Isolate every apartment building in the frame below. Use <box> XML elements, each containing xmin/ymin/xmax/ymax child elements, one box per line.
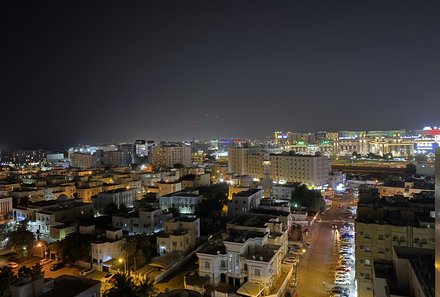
<box><xmin>151</xmin><ymin>143</ymin><xmax>191</xmax><ymax>168</ymax></box>
<box><xmin>373</xmin><ymin>246</ymin><xmax>434</xmax><ymax>297</ymax></box>
<box><xmin>93</xmin><ymin>188</ymin><xmax>137</xmax><ymax>213</ymax></box>
<box><xmin>227</xmin><ymin>189</ymin><xmax>263</xmax><ymax>217</ymax></box>
<box><xmin>269</xmin><ymin>153</ymin><xmax>331</xmax><ymax>187</ymax></box>
<box><xmin>13</xmin><ymin>199</ymin><xmax>94</xmax><ymax>239</ymax></box>
<box><xmin>227</xmin><ymin>147</ymin><xmax>262</xmax><ymax>176</ymax></box>
<box><xmin>112</xmin><ymin>207</ymin><xmax>172</xmax><ymax>235</ymax></box>
<box><xmin>157</xmin><ymin>217</ymin><xmax>200</xmax><ymax>255</ymax></box>
<box><xmin>69</xmin><ymin>152</ymin><xmax>100</xmax><ymax>169</ymax></box>
<box><xmin>196</xmin><ymin>214</ymin><xmax>291</xmax><ymax>297</ymax></box>
<box><xmin>377</xmin><ymin>180</ymin><xmax>435</xmax><ymax>198</ymax></box>
<box><xmin>159</xmin><ymin>190</ymin><xmax>202</xmax><ymax>214</ymax></box>
<box><xmin>91</xmin><ymin>228</ymin><xmax>125</xmax><ymax>266</ymax></box>
<box><xmin>355</xmin><ymin>192</ymin><xmax>435</xmax><ymax>297</ymax></box>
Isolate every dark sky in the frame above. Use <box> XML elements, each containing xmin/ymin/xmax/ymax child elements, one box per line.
<box><xmin>2</xmin><ymin>1</ymin><xmax>440</xmax><ymax>149</ymax></box>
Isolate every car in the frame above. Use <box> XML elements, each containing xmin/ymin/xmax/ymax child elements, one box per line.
<box><xmin>80</xmin><ymin>268</ymin><xmax>94</xmax><ymax>276</ymax></box>
<box><xmin>305</xmin><ymin>242</ymin><xmax>311</xmax><ymax>248</ymax></box>
<box><xmin>335</xmin><ymin>266</ymin><xmax>351</xmax><ymax>272</ymax></box>
<box><xmin>334</xmin><ymin>279</ymin><xmax>350</xmax><ymax>286</ymax></box>
<box><xmin>335</xmin><ymin>270</ymin><xmax>350</xmax><ymax>276</ymax></box>
<box><xmin>50</xmin><ymin>262</ymin><xmax>65</xmax><ymax>271</ymax></box>
<box><xmin>39</xmin><ymin>259</ymin><xmax>52</xmax><ymax>265</ymax></box>
<box><xmin>101</xmin><ymin>273</ymin><xmax>115</xmax><ymax>282</ymax></box>
<box><xmin>7</xmin><ymin>262</ymin><xmax>18</xmax><ymax>269</ymax></box>
<box><xmin>338</xmin><ymin>204</ymin><xmax>342</xmax><ymax>208</ymax></box>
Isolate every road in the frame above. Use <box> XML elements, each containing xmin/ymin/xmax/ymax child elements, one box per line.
<box><xmin>295</xmin><ymin>197</ymin><xmax>357</xmax><ymax>297</ymax></box>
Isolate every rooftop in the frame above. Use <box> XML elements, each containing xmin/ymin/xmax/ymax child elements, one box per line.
<box><xmin>233</xmin><ymin>188</ymin><xmax>262</xmax><ymax>197</ymax></box>
<box><xmin>242</xmin><ymin>244</ymin><xmax>281</xmax><ymax>262</ymax></box>
<box><xmin>229</xmin><ymin>214</ymin><xmax>276</xmax><ymax>228</ymax></box>
<box><xmin>224</xmin><ymin>230</ymin><xmax>267</xmax><ymax>243</ymax></box>
<box><xmin>39</xmin><ymin>275</ymin><xmax>100</xmax><ymax>297</ymax></box>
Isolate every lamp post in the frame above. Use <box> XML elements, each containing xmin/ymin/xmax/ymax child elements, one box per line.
<box><xmin>37</xmin><ymin>243</ymin><xmax>47</xmax><ymax>259</ymax></box>
<box><xmin>119</xmin><ymin>258</ymin><xmax>127</xmax><ymax>274</ymax></box>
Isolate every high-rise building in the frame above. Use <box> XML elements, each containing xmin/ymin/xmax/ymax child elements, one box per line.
<box><xmin>151</xmin><ymin>143</ymin><xmax>191</xmax><ymax>168</ymax></box>
<box><xmin>228</xmin><ymin>147</ymin><xmax>262</xmax><ymax>176</ymax></box>
<box><xmin>69</xmin><ymin>152</ymin><xmax>100</xmax><ymax>169</ymax></box>
<box><xmin>0</xmin><ymin>149</ymin><xmax>46</xmax><ymax>165</ymax></box>
<box><xmin>135</xmin><ymin>139</ymin><xmax>147</xmax><ymax>157</ymax></box>
<box><xmin>269</xmin><ymin>153</ymin><xmax>331</xmax><ymax>187</ymax></box>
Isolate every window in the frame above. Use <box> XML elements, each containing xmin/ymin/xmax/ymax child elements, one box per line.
<box><xmin>365</xmin><ymin>259</ymin><xmax>371</xmax><ymax>266</ymax></box>
<box><xmin>254</xmin><ymin>269</ymin><xmax>260</xmax><ymax>276</ymax></box>
<box><xmin>204</xmin><ymin>261</ymin><xmax>210</xmax><ymax>269</ymax></box>
<box><xmin>220</xmin><ymin>260</ymin><xmax>226</xmax><ymax>268</ymax></box>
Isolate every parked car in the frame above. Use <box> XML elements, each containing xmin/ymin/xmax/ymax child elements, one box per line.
<box><xmin>101</xmin><ymin>273</ymin><xmax>115</xmax><ymax>282</ymax></box>
<box><xmin>335</xmin><ymin>279</ymin><xmax>350</xmax><ymax>286</ymax></box>
<box><xmin>50</xmin><ymin>262</ymin><xmax>65</xmax><ymax>271</ymax></box>
<box><xmin>80</xmin><ymin>268</ymin><xmax>94</xmax><ymax>276</ymax></box>
<box><xmin>305</xmin><ymin>242</ymin><xmax>311</xmax><ymax>248</ymax></box>
<box><xmin>39</xmin><ymin>259</ymin><xmax>52</xmax><ymax>265</ymax></box>
<box><xmin>7</xmin><ymin>262</ymin><xmax>18</xmax><ymax>269</ymax></box>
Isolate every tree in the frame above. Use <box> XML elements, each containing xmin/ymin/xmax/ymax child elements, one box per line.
<box><xmin>0</xmin><ymin>266</ymin><xmax>14</xmax><ymax>296</ymax></box>
<box><xmin>196</xmin><ymin>184</ymin><xmax>228</xmax><ymax>218</ymax></box>
<box><xmin>119</xmin><ymin>203</ymin><xmax>129</xmax><ymax>214</ymax></box>
<box><xmin>103</xmin><ymin>273</ymin><xmax>150</xmax><ymax>297</ymax></box>
<box><xmin>58</xmin><ymin>233</ymin><xmax>91</xmax><ymax>263</ymax></box>
<box><xmin>136</xmin><ymin>279</ymin><xmax>157</xmax><ymax>297</ymax></box>
<box><xmin>7</xmin><ymin>221</ymin><xmax>35</xmax><ymax>258</ymax></box>
<box><xmin>173</xmin><ymin>163</ymin><xmax>185</xmax><ymax>169</ymax></box>
<box><xmin>291</xmin><ymin>184</ymin><xmax>325</xmax><ymax>212</ymax></box>
<box><xmin>122</xmin><ymin>234</ymin><xmax>153</xmax><ymax>271</ymax></box>
<box><xmin>103</xmin><ymin>202</ymin><xmax>119</xmax><ymax>215</ymax></box>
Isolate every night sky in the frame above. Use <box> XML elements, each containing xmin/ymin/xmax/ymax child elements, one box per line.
<box><xmin>2</xmin><ymin>1</ymin><xmax>440</xmax><ymax>149</ymax></box>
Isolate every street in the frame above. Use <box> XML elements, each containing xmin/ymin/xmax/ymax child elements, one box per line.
<box><xmin>295</xmin><ymin>197</ymin><xmax>356</xmax><ymax>297</ymax></box>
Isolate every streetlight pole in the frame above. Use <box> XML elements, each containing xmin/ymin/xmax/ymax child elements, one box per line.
<box><xmin>37</xmin><ymin>243</ymin><xmax>47</xmax><ymax>259</ymax></box>
<box><xmin>119</xmin><ymin>258</ymin><xmax>127</xmax><ymax>274</ymax></box>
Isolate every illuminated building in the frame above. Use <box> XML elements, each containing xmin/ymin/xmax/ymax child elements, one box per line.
<box><xmin>269</xmin><ymin>153</ymin><xmax>331</xmax><ymax>187</ymax></box>
<box><xmin>196</xmin><ymin>214</ymin><xmax>290</xmax><ymax>297</ymax></box>
<box><xmin>159</xmin><ymin>190</ymin><xmax>202</xmax><ymax>214</ymax></box>
<box><xmin>69</xmin><ymin>152</ymin><xmax>100</xmax><ymax>169</ymax></box>
<box><xmin>151</xmin><ymin>143</ymin><xmax>191</xmax><ymax>168</ymax></box>
<box><xmin>227</xmin><ymin>147</ymin><xmax>262</xmax><ymax>176</ymax></box>
<box><xmin>0</xmin><ymin>149</ymin><xmax>46</xmax><ymax>165</ymax></box>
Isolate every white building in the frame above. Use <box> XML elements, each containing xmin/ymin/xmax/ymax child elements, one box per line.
<box><xmin>269</xmin><ymin>153</ymin><xmax>331</xmax><ymax>187</ymax></box>
<box><xmin>0</xmin><ymin>196</ymin><xmax>13</xmax><ymax>220</ymax></box>
<box><xmin>196</xmin><ymin>214</ymin><xmax>291</xmax><ymax>297</ymax></box>
<box><xmin>91</xmin><ymin>228</ymin><xmax>125</xmax><ymax>267</ymax></box>
<box><xmin>157</xmin><ymin>217</ymin><xmax>200</xmax><ymax>255</ymax></box>
<box><xmin>228</xmin><ymin>147</ymin><xmax>262</xmax><ymax>176</ymax></box>
<box><xmin>159</xmin><ymin>190</ymin><xmax>202</xmax><ymax>214</ymax></box>
<box><xmin>12</xmin><ymin>199</ymin><xmax>94</xmax><ymax>239</ymax></box>
<box><xmin>227</xmin><ymin>189</ymin><xmax>263</xmax><ymax>217</ymax></box>
<box><xmin>112</xmin><ymin>207</ymin><xmax>172</xmax><ymax>235</ymax></box>
<box><xmin>94</xmin><ymin>188</ymin><xmax>137</xmax><ymax>212</ymax></box>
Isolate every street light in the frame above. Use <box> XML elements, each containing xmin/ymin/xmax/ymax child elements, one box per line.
<box><xmin>37</xmin><ymin>243</ymin><xmax>47</xmax><ymax>260</ymax></box>
<box><xmin>118</xmin><ymin>258</ymin><xmax>127</xmax><ymax>274</ymax></box>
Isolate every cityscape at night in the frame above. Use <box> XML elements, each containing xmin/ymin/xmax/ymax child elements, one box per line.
<box><xmin>1</xmin><ymin>1</ymin><xmax>439</xmax><ymax>297</ymax></box>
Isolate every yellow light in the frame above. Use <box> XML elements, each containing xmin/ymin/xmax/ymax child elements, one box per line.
<box><xmin>37</xmin><ymin>243</ymin><xmax>42</xmax><ymax>247</ymax></box>
<box><xmin>118</xmin><ymin>258</ymin><xmax>123</xmax><ymax>263</ymax></box>
<box><xmin>301</xmin><ymin>249</ymin><xmax>306</xmax><ymax>253</ymax></box>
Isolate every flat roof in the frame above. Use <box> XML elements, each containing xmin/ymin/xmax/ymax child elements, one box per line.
<box><xmin>229</xmin><ymin>214</ymin><xmax>276</xmax><ymax>228</ymax></box>
<box><xmin>39</xmin><ymin>275</ymin><xmax>100</xmax><ymax>297</ymax></box>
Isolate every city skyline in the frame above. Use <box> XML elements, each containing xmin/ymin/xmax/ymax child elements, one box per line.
<box><xmin>3</xmin><ymin>1</ymin><xmax>440</xmax><ymax>149</ymax></box>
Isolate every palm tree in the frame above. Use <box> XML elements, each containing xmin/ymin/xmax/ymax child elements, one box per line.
<box><xmin>136</xmin><ymin>279</ymin><xmax>157</xmax><ymax>297</ymax></box>
<box><xmin>103</xmin><ymin>273</ymin><xmax>138</xmax><ymax>297</ymax></box>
